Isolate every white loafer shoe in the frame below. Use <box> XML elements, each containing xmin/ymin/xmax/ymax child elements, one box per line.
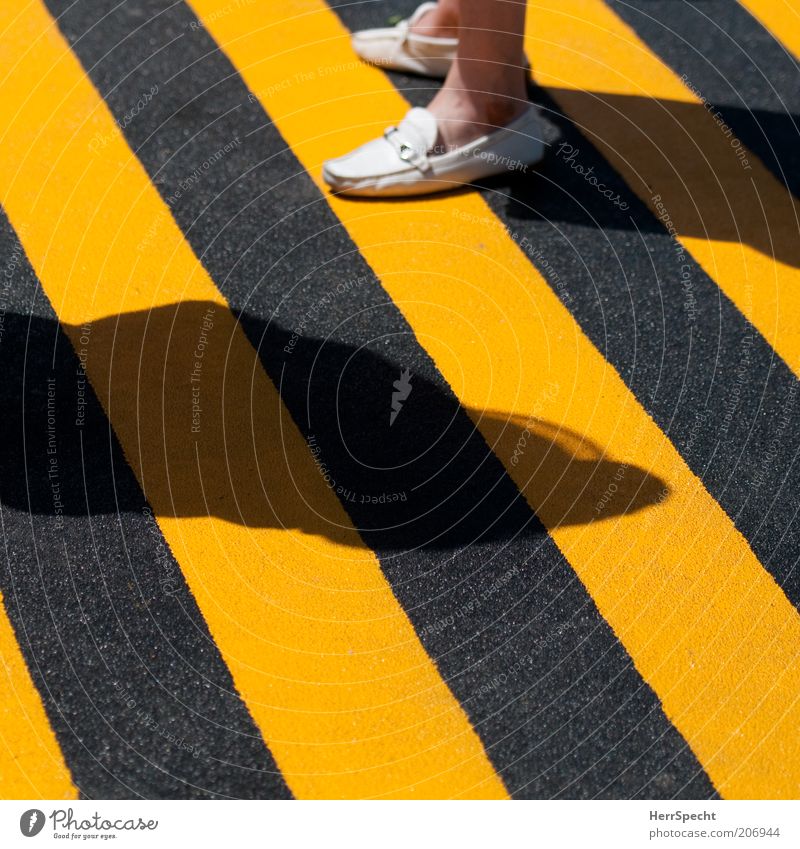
<box><xmin>322</xmin><ymin>105</ymin><xmax>545</xmax><ymax>197</ymax></box>
<box><xmin>351</xmin><ymin>2</ymin><xmax>457</xmax><ymax>78</ymax></box>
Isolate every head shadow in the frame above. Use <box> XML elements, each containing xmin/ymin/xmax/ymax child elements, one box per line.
<box><xmin>2</xmin><ymin>300</ymin><xmax>669</xmax><ymax>551</ymax></box>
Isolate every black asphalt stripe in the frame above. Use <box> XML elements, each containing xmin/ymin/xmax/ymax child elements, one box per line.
<box><xmin>0</xmin><ymin>210</ymin><xmax>293</xmax><ymax>799</ymax></box>
<box><xmin>42</xmin><ymin>0</ymin><xmax>719</xmax><ymax>798</ymax></box>
<box><xmin>331</xmin><ymin>6</ymin><xmax>800</xmax><ymax>610</ymax></box>
<box><xmin>604</xmin><ymin>0</ymin><xmax>800</xmax><ymax>199</ymax></box>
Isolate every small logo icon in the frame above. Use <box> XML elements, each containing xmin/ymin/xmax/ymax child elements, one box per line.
<box><xmin>20</xmin><ymin>809</ymin><xmax>45</xmax><ymax>837</ymax></box>
<box><xmin>389</xmin><ymin>368</ymin><xmax>412</xmax><ymax>426</ymax></box>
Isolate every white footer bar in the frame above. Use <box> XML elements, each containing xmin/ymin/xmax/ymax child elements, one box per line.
<box><xmin>2</xmin><ymin>799</ymin><xmax>797</xmax><ymax>848</ymax></box>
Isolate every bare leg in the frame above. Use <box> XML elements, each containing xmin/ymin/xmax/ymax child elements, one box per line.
<box><xmin>416</xmin><ymin>0</ymin><xmax>528</xmax><ymax>150</ymax></box>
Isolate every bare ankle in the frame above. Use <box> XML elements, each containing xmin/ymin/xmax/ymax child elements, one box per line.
<box><xmin>410</xmin><ymin>5</ymin><xmax>459</xmax><ymax>39</ymax></box>
<box><xmin>428</xmin><ymin>91</ymin><xmax>527</xmax><ymax>152</ymax></box>
<box><xmin>484</xmin><ymin>97</ymin><xmax>525</xmax><ymax>129</ymax></box>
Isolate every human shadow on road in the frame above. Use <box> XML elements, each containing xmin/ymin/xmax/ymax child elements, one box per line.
<box><xmin>2</xmin><ymin>301</ymin><xmax>668</xmax><ymax>551</ymax></box>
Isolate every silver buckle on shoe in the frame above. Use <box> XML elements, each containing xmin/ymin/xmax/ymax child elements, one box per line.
<box><xmin>385</xmin><ymin>127</ymin><xmax>431</xmax><ymax>173</ymax></box>
<box><xmin>398</xmin><ymin>142</ymin><xmax>414</xmax><ymax>161</ymax></box>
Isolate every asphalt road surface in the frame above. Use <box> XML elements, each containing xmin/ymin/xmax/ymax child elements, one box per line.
<box><xmin>0</xmin><ymin>0</ymin><xmax>798</xmax><ymax>800</ymax></box>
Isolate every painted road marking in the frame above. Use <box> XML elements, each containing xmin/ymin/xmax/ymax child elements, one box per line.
<box><xmin>0</xmin><ymin>592</ymin><xmax>76</xmax><ymax>798</ymax></box>
<box><xmin>737</xmin><ymin>0</ymin><xmax>800</xmax><ymax>61</ymax></box>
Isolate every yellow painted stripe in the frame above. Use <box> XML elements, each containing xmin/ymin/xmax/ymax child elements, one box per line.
<box><xmin>738</xmin><ymin>0</ymin><xmax>800</xmax><ymax>61</ymax></box>
<box><xmin>0</xmin><ymin>593</ymin><xmax>76</xmax><ymax>798</ymax></box>
<box><xmin>191</xmin><ymin>0</ymin><xmax>800</xmax><ymax>798</ymax></box>
<box><xmin>0</xmin><ymin>1</ymin><xmax>507</xmax><ymax>800</ymax></box>
<box><xmin>526</xmin><ymin>0</ymin><xmax>800</xmax><ymax>380</ymax></box>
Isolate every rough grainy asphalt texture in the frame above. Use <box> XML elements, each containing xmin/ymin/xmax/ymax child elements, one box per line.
<box><xmin>0</xmin><ymin>0</ymin><xmax>797</xmax><ymax>800</ymax></box>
